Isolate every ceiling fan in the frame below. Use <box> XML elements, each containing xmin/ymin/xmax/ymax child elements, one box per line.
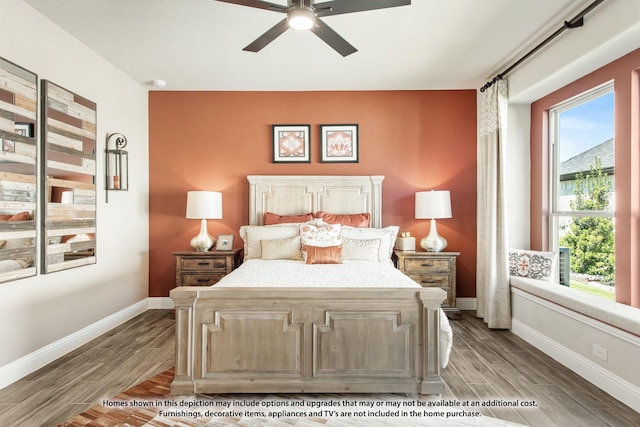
<box><xmin>214</xmin><ymin>0</ymin><xmax>411</xmax><ymax>57</ymax></box>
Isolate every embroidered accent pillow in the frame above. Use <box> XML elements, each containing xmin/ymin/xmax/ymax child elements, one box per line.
<box><xmin>509</xmin><ymin>249</ymin><xmax>557</xmax><ymax>282</ymax></box>
<box><xmin>299</xmin><ymin>223</ymin><xmax>341</xmax><ymax>247</ymax></box>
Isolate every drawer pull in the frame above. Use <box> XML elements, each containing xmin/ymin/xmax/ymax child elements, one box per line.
<box><xmin>421</xmin><ymin>279</ymin><xmax>436</xmax><ymax>284</ymax></box>
<box><xmin>197</xmin><ymin>278</ymin><xmax>210</xmax><ymax>283</ymax></box>
<box><xmin>421</xmin><ymin>263</ymin><xmax>435</xmax><ymax>267</ymax></box>
<box><xmin>197</xmin><ymin>262</ymin><xmax>210</xmax><ymax>266</ymax></box>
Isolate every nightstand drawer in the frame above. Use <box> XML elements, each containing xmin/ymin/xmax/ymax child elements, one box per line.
<box><xmin>403</xmin><ymin>258</ymin><xmax>450</xmax><ymax>273</ymax></box>
<box><xmin>406</xmin><ymin>273</ymin><xmax>451</xmax><ymax>288</ymax></box>
<box><xmin>173</xmin><ymin>249</ymin><xmax>243</xmax><ymax>289</ymax></box>
<box><xmin>181</xmin><ymin>273</ymin><xmax>225</xmax><ymax>286</ymax></box>
<box><xmin>181</xmin><ymin>257</ymin><xmax>226</xmax><ymax>271</ymax></box>
<box><xmin>394</xmin><ymin>250</ymin><xmax>460</xmax><ymax>316</ymax></box>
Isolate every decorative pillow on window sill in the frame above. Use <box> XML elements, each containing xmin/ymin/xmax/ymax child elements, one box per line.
<box><xmin>509</xmin><ymin>249</ymin><xmax>557</xmax><ymax>282</ymax></box>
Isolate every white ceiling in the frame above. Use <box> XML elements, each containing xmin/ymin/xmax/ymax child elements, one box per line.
<box><xmin>24</xmin><ymin>0</ymin><xmax>595</xmax><ymax>91</ymax></box>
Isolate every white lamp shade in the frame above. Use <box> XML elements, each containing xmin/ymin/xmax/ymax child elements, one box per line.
<box><xmin>186</xmin><ymin>191</ymin><xmax>223</xmax><ymax>219</ymax></box>
<box><xmin>415</xmin><ymin>190</ymin><xmax>452</xmax><ymax>219</ymax></box>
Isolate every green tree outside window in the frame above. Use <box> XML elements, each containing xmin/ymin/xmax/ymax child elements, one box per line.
<box><xmin>558</xmin><ymin>157</ymin><xmax>615</xmax><ymax>284</ymax></box>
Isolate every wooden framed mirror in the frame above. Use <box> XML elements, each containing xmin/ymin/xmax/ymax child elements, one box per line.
<box><xmin>41</xmin><ymin>80</ymin><xmax>96</xmax><ymax>273</ymax></box>
<box><xmin>0</xmin><ymin>57</ymin><xmax>38</xmax><ymax>283</ymax></box>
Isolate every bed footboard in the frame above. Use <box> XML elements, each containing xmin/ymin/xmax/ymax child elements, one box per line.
<box><xmin>170</xmin><ymin>287</ymin><xmax>446</xmax><ymax>395</ymax></box>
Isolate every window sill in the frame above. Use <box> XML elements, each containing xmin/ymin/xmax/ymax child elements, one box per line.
<box><xmin>510</xmin><ymin>276</ymin><xmax>640</xmax><ymax>337</ymax></box>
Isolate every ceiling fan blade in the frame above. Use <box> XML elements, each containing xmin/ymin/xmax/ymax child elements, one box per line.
<box><xmin>311</xmin><ymin>19</ymin><xmax>357</xmax><ymax>57</ymax></box>
<box><xmin>213</xmin><ymin>0</ymin><xmax>287</xmax><ymax>13</ymax></box>
<box><xmin>243</xmin><ymin>18</ymin><xmax>290</xmax><ymax>52</ymax></box>
<box><xmin>314</xmin><ymin>0</ymin><xmax>411</xmax><ymax>17</ymax></box>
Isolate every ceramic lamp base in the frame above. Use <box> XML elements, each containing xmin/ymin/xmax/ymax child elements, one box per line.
<box><xmin>420</xmin><ymin>218</ymin><xmax>447</xmax><ymax>252</ymax></box>
<box><xmin>190</xmin><ymin>218</ymin><xmax>215</xmax><ymax>252</ymax></box>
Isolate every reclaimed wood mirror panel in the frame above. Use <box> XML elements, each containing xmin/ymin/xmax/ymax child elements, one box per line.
<box><xmin>42</xmin><ymin>80</ymin><xmax>96</xmax><ymax>273</ymax></box>
<box><xmin>0</xmin><ymin>57</ymin><xmax>38</xmax><ymax>283</ymax></box>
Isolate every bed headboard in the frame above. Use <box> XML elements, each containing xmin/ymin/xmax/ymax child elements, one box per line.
<box><xmin>248</xmin><ymin>175</ymin><xmax>384</xmax><ymax>228</ymax></box>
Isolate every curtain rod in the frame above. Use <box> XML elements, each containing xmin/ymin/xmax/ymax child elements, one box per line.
<box><xmin>479</xmin><ymin>0</ymin><xmax>606</xmax><ymax>92</ymax></box>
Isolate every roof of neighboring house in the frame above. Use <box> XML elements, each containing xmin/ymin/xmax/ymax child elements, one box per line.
<box><xmin>559</xmin><ymin>138</ymin><xmax>614</xmax><ymax>180</ymax></box>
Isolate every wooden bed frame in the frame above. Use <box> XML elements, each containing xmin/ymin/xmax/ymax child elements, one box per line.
<box><xmin>170</xmin><ymin>175</ymin><xmax>447</xmax><ymax>395</ymax></box>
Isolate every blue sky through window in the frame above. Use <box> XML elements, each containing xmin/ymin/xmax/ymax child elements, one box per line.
<box><xmin>558</xmin><ymin>91</ymin><xmax>614</xmax><ymax>162</ymax></box>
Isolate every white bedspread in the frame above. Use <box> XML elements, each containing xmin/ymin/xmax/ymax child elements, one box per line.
<box><xmin>215</xmin><ymin>259</ymin><xmax>453</xmax><ymax>368</ymax></box>
<box><xmin>215</xmin><ymin>259</ymin><xmax>422</xmax><ymax>288</ymax></box>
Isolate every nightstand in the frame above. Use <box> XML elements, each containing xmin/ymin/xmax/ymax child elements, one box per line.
<box><xmin>172</xmin><ymin>249</ymin><xmax>243</xmax><ymax>287</ymax></box>
<box><xmin>394</xmin><ymin>250</ymin><xmax>460</xmax><ymax>319</ymax></box>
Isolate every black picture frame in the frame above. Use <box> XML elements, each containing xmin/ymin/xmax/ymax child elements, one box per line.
<box><xmin>320</xmin><ymin>124</ymin><xmax>359</xmax><ymax>163</ymax></box>
<box><xmin>272</xmin><ymin>124</ymin><xmax>311</xmax><ymax>163</ymax></box>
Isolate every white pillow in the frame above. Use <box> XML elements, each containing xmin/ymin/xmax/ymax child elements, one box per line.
<box><xmin>342</xmin><ymin>237</ymin><xmax>381</xmax><ymax>262</ymax></box>
<box><xmin>239</xmin><ymin>224</ymin><xmax>300</xmax><ymax>260</ymax></box>
<box><xmin>260</xmin><ymin>236</ymin><xmax>303</xmax><ymax>260</ymax></box>
<box><xmin>340</xmin><ymin>226</ymin><xmax>399</xmax><ymax>265</ymax></box>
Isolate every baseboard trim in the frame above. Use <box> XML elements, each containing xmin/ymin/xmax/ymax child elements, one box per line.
<box><xmin>148</xmin><ymin>296</ymin><xmax>175</xmax><ymax>309</ymax></box>
<box><xmin>456</xmin><ymin>297</ymin><xmax>477</xmax><ymax>311</ymax></box>
<box><xmin>0</xmin><ymin>299</ymin><xmax>152</xmax><ymax>389</ymax></box>
<box><xmin>512</xmin><ymin>318</ymin><xmax>640</xmax><ymax>413</ymax></box>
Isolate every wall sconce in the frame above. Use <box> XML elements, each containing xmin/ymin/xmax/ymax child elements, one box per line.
<box><xmin>105</xmin><ymin>133</ymin><xmax>128</xmax><ymax>203</ymax></box>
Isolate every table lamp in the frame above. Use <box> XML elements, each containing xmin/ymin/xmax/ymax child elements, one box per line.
<box><xmin>186</xmin><ymin>191</ymin><xmax>222</xmax><ymax>251</ymax></box>
<box><xmin>415</xmin><ymin>190</ymin><xmax>452</xmax><ymax>252</ymax></box>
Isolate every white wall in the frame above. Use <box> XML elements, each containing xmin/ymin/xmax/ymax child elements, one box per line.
<box><xmin>508</xmin><ymin>0</ymin><xmax>640</xmax><ymax>103</ymax></box>
<box><xmin>0</xmin><ymin>0</ymin><xmax>149</xmax><ymax>378</ymax></box>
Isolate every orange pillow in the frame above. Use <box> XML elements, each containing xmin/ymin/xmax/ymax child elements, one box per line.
<box><xmin>305</xmin><ymin>245</ymin><xmax>343</xmax><ymax>264</ymax></box>
<box><xmin>0</xmin><ymin>211</ymin><xmax>30</xmax><ymax>221</ymax></box>
<box><xmin>264</xmin><ymin>212</ymin><xmax>315</xmax><ymax>225</ymax></box>
<box><xmin>316</xmin><ymin>211</ymin><xmax>370</xmax><ymax>228</ymax></box>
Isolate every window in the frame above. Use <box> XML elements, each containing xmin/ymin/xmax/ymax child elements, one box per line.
<box><xmin>549</xmin><ymin>83</ymin><xmax>615</xmax><ymax>300</ymax></box>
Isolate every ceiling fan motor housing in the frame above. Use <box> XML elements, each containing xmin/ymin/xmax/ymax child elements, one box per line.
<box><xmin>287</xmin><ymin>5</ymin><xmax>316</xmax><ymax>30</ymax></box>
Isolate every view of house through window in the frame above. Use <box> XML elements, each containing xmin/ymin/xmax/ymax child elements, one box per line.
<box><xmin>549</xmin><ymin>84</ymin><xmax>615</xmax><ymax>300</ymax></box>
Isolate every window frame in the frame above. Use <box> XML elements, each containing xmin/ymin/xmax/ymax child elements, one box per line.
<box><xmin>548</xmin><ymin>81</ymin><xmax>615</xmax><ymax>262</ymax></box>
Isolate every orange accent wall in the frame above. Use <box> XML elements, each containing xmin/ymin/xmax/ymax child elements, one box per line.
<box><xmin>149</xmin><ymin>90</ymin><xmax>477</xmax><ymax>297</ymax></box>
<box><xmin>531</xmin><ymin>47</ymin><xmax>640</xmax><ymax>307</ymax></box>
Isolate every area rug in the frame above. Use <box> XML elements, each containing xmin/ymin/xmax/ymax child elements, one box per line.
<box><xmin>59</xmin><ymin>369</ymin><xmax>526</xmax><ymax>426</ymax></box>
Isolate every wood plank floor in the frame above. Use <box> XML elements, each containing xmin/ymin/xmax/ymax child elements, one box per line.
<box><xmin>0</xmin><ymin>310</ymin><xmax>637</xmax><ymax>426</ymax></box>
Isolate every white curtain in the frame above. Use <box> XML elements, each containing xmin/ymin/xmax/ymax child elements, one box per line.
<box><xmin>477</xmin><ymin>80</ymin><xmax>511</xmax><ymax>329</ymax></box>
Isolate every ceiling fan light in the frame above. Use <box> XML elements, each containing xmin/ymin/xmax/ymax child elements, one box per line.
<box><xmin>288</xmin><ymin>6</ymin><xmax>315</xmax><ymax>31</ymax></box>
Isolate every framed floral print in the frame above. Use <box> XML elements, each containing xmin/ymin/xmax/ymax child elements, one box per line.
<box><xmin>320</xmin><ymin>124</ymin><xmax>358</xmax><ymax>163</ymax></box>
<box><xmin>272</xmin><ymin>124</ymin><xmax>311</xmax><ymax>163</ymax></box>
